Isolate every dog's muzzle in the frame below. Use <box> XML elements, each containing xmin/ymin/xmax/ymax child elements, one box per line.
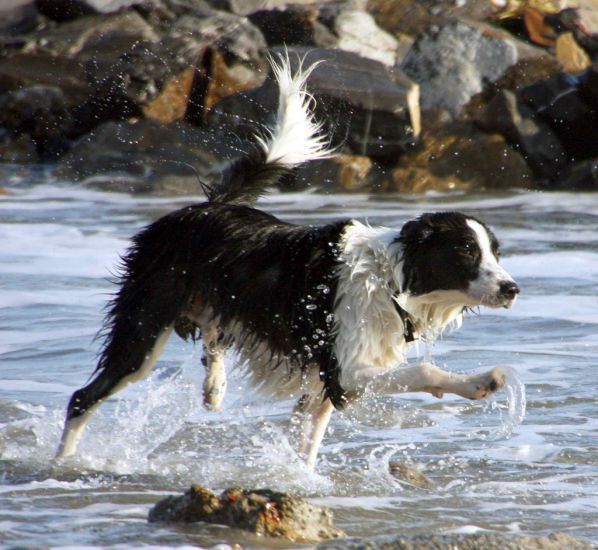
<box><xmin>498</xmin><ymin>280</ymin><xmax>520</xmax><ymax>307</ymax></box>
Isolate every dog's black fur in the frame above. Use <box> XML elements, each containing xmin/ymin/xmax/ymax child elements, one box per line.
<box><xmin>58</xmin><ymin>56</ymin><xmax>519</xmax><ymax>465</ymax></box>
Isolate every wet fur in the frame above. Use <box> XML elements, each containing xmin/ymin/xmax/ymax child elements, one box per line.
<box><xmin>57</xmin><ymin>55</ymin><xmax>519</xmax><ymax>467</ymax></box>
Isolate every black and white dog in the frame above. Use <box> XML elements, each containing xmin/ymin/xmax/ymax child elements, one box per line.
<box><xmin>57</xmin><ymin>56</ymin><xmax>519</xmax><ymax>469</ymax></box>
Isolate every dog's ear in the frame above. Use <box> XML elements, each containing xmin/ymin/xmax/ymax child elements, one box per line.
<box><xmin>398</xmin><ymin>218</ymin><xmax>433</xmax><ymax>245</ymax></box>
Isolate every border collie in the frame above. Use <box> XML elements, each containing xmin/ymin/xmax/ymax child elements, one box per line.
<box><xmin>57</xmin><ymin>55</ymin><xmax>519</xmax><ymax>469</ymax></box>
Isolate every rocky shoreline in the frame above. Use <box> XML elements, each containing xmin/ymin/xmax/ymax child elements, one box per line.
<box><xmin>149</xmin><ymin>483</ymin><xmax>597</xmax><ymax>548</ymax></box>
<box><xmin>0</xmin><ymin>0</ymin><xmax>597</xmax><ymax>193</ymax></box>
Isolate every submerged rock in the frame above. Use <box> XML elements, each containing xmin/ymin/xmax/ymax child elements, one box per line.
<box><xmin>388</xmin><ymin>461</ymin><xmax>435</xmax><ymax>489</ymax></box>
<box><xmin>148</xmin><ymin>484</ymin><xmax>345</xmax><ymax>543</ymax></box>
<box><xmin>318</xmin><ymin>532</ymin><xmax>597</xmax><ymax>550</ymax></box>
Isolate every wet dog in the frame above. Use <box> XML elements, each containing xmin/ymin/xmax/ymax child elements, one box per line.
<box><xmin>57</xmin><ymin>55</ymin><xmax>519</xmax><ymax>469</ymax></box>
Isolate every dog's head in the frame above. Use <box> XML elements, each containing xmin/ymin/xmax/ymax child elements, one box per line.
<box><xmin>396</xmin><ymin>212</ymin><xmax>519</xmax><ymax>309</ymax></box>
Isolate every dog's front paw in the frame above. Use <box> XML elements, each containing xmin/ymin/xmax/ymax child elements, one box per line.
<box><xmin>459</xmin><ymin>367</ymin><xmax>506</xmax><ymax>400</ymax></box>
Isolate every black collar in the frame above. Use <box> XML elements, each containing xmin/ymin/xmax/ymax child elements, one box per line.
<box><xmin>393</xmin><ymin>298</ymin><xmax>417</xmax><ymax>343</ymax></box>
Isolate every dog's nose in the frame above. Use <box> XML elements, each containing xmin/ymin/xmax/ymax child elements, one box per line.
<box><xmin>499</xmin><ymin>280</ymin><xmax>520</xmax><ymax>300</ymax></box>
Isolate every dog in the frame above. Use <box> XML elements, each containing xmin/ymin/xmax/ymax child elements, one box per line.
<box><xmin>56</xmin><ymin>55</ymin><xmax>520</xmax><ymax>469</ymax></box>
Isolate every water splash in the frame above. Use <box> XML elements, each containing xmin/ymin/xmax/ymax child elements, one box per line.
<box><xmin>464</xmin><ymin>365</ymin><xmax>526</xmax><ymax>442</ymax></box>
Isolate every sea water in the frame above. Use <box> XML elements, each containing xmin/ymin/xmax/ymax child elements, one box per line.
<box><xmin>1</xmin><ymin>168</ymin><xmax>597</xmax><ymax>547</ymax></box>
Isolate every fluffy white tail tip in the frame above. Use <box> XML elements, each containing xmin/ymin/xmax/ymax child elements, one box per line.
<box><xmin>257</xmin><ymin>53</ymin><xmax>334</xmax><ymax>167</ymax></box>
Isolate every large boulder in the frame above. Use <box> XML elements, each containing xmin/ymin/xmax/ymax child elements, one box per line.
<box><xmin>148</xmin><ymin>484</ymin><xmax>345</xmax><ymax>543</ymax></box>
<box><xmin>518</xmin><ymin>71</ymin><xmax>598</xmax><ymax>161</ymax></box>
<box><xmin>206</xmin><ymin>47</ymin><xmax>420</xmax><ymax>160</ymax></box>
<box><xmin>54</xmin><ymin>118</ymin><xmax>235</xmax><ymax>193</ymax></box>
<box><xmin>476</xmin><ymin>89</ymin><xmax>568</xmax><ymax>181</ymax></box>
<box><xmin>401</xmin><ymin>19</ymin><xmax>520</xmax><ymax>116</ymax></box>
<box><xmin>0</xmin><ymin>85</ymin><xmax>71</xmax><ymax>158</ymax></box>
<box><xmin>391</xmin><ymin>113</ymin><xmax>534</xmax><ymax>190</ymax></box>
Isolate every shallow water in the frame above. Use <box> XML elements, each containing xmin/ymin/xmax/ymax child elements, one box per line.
<box><xmin>1</xmin><ymin>168</ymin><xmax>597</xmax><ymax>548</ymax></box>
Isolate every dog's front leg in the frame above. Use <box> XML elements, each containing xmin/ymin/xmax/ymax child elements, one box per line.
<box><xmin>350</xmin><ymin>362</ymin><xmax>506</xmax><ymax>400</ymax></box>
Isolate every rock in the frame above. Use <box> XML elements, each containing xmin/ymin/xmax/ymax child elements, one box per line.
<box><xmin>0</xmin><ymin>85</ymin><xmax>71</xmax><ymax>158</ymax></box>
<box><xmin>148</xmin><ymin>484</ymin><xmax>345</xmax><ymax>543</ymax></box>
<box><xmin>393</xmin><ymin>113</ymin><xmax>533</xmax><ymax>189</ymax></box>
<box><xmin>293</xmin><ymin>154</ymin><xmax>373</xmax><ymax>192</ymax></box>
<box><xmin>248</xmin><ymin>5</ymin><xmax>322</xmax><ymax>47</ymax></box>
<box><xmin>388</xmin><ymin>461</ymin><xmax>435</xmax><ymax>489</ymax></box>
<box><xmin>477</xmin><ymin>89</ymin><xmax>567</xmax><ymax>180</ymax></box>
<box><xmin>390</xmin><ymin>166</ymin><xmax>468</xmax><ymax>193</ymax></box>
<box><xmin>544</xmin><ymin>6</ymin><xmax>598</xmax><ymax>59</ymax></box>
<box><xmin>368</xmin><ymin>0</ymin><xmax>504</xmax><ymax>38</ymax></box>
<box><xmin>0</xmin><ymin>0</ymin><xmax>42</xmax><ymax>36</ymax></box>
<box><xmin>206</xmin><ymin>47</ymin><xmax>420</xmax><ymax>160</ymax></box>
<box><xmin>317</xmin><ymin>532</ymin><xmax>597</xmax><ymax>550</ymax></box>
<box><xmin>23</xmin><ymin>11</ymin><xmax>160</xmax><ymax>58</ymax></box>
<box><xmin>54</xmin><ymin>118</ymin><xmax>236</xmax><ymax>193</ymax></box>
<box><xmin>580</xmin><ymin>62</ymin><xmax>598</xmax><ymax>108</ymax></box>
<box><xmin>0</xmin><ymin>129</ymin><xmax>39</xmax><ymax>162</ymax></box>
<box><xmin>554</xmin><ymin>157</ymin><xmax>598</xmax><ymax>188</ymax></box>
<box><xmin>518</xmin><ymin>72</ymin><xmax>598</xmax><ymax>161</ymax></box>
<box><xmin>401</xmin><ymin>19</ymin><xmax>519</xmax><ymax>116</ymax></box>
<box><xmin>333</xmin><ymin>10</ymin><xmax>400</xmax><ymax>66</ymax></box>
<box><xmin>142</xmin><ymin>66</ymin><xmax>197</xmax><ymax>123</ymax></box>
<box><xmin>0</xmin><ymin>52</ymin><xmax>91</xmax><ymax>107</ymax></box>
<box><xmin>556</xmin><ymin>32</ymin><xmax>592</xmax><ymax>73</ymax></box>
<box><xmin>206</xmin><ymin>0</ymin><xmax>288</xmax><ymax>16</ymax></box>
<box><xmin>34</xmin><ymin>0</ymin><xmax>98</xmax><ymax>22</ymax></box>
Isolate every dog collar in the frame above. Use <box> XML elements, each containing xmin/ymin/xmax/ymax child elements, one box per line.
<box><xmin>393</xmin><ymin>298</ymin><xmax>417</xmax><ymax>343</ymax></box>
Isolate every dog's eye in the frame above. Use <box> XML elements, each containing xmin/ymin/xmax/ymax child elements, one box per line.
<box><xmin>461</xmin><ymin>245</ymin><xmax>479</xmax><ymax>261</ymax></box>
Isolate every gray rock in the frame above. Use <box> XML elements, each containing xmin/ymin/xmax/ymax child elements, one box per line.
<box><xmin>0</xmin><ymin>85</ymin><xmax>71</xmax><ymax>158</ymax></box>
<box><xmin>0</xmin><ymin>129</ymin><xmax>38</xmax><ymax>162</ymax></box>
<box><xmin>148</xmin><ymin>484</ymin><xmax>345</xmax><ymax>543</ymax></box>
<box><xmin>207</xmin><ymin>46</ymin><xmax>420</xmax><ymax>160</ymax></box>
<box><xmin>318</xmin><ymin>532</ymin><xmax>597</xmax><ymax>550</ymax></box>
<box><xmin>332</xmin><ymin>10</ymin><xmax>399</xmax><ymax>66</ymax></box>
<box><xmin>555</xmin><ymin>158</ymin><xmax>598</xmax><ymax>189</ymax></box>
<box><xmin>401</xmin><ymin>19</ymin><xmax>518</xmax><ymax>116</ymax></box>
<box><xmin>54</xmin><ymin>119</ymin><xmax>236</xmax><ymax>193</ymax></box>
<box><xmin>0</xmin><ymin>0</ymin><xmax>42</xmax><ymax>36</ymax></box>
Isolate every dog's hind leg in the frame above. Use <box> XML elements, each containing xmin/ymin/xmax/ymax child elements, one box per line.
<box><xmin>291</xmin><ymin>394</ymin><xmax>335</xmax><ymax>470</ymax></box>
<box><xmin>200</xmin><ymin>322</ymin><xmax>227</xmax><ymax>411</ymax></box>
<box><xmin>56</xmin><ymin>325</ymin><xmax>174</xmax><ymax>458</ymax></box>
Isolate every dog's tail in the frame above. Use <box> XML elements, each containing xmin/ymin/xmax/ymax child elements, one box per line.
<box><xmin>207</xmin><ymin>53</ymin><xmax>333</xmax><ymax>205</ymax></box>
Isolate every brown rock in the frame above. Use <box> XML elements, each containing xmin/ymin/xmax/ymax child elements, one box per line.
<box><xmin>391</xmin><ymin>166</ymin><xmax>468</xmax><ymax>193</ymax></box>
<box><xmin>142</xmin><ymin>67</ymin><xmax>196</xmax><ymax>123</ymax></box>
<box><xmin>555</xmin><ymin>32</ymin><xmax>592</xmax><ymax>72</ymax></box>
<box><xmin>0</xmin><ymin>52</ymin><xmax>90</xmax><ymax>107</ymax></box>
<box><xmin>148</xmin><ymin>485</ymin><xmax>345</xmax><ymax>543</ymax></box>
<box><xmin>204</xmin><ymin>49</ymin><xmax>265</xmax><ymax>111</ymax></box>
<box><xmin>392</xmin><ymin>116</ymin><xmax>533</xmax><ymax>190</ymax></box>
<box><xmin>294</xmin><ymin>154</ymin><xmax>373</xmax><ymax>192</ymax></box>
